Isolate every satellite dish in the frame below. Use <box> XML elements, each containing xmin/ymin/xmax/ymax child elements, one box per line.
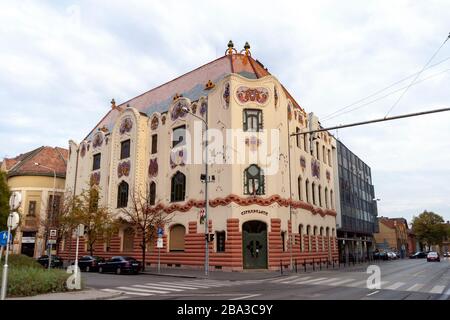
<box><xmin>9</xmin><ymin>192</ymin><xmax>22</xmax><ymax>211</ymax></box>
<box><xmin>7</xmin><ymin>212</ymin><xmax>20</xmax><ymax>230</ymax></box>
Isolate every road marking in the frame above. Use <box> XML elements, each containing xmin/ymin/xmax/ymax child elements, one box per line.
<box><xmin>229</xmin><ymin>294</ymin><xmax>261</xmax><ymax>300</ymax></box>
<box><xmin>281</xmin><ymin>277</ymin><xmax>311</xmax><ymax>284</ymax></box>
<box><xmin>178</xmin><ymin>281</ymin><xmax>224</xmax><ymax>287</ymax></box>
<box><xmin>385</xmin><ymin>282</ymin><xmax>405</xmax><ymax>290</ymax></box>
<box><xmin>429</xmin><ymin>285</ymin><xmax>445</xmax><ymax>294</ymax></box>
<box><xmin>328</xmin><ymin>278</ymin><xmax>355</xmax><ymax>286</ymax></box>
<box><xmin>101</xmin><ymin>288</ymin><xmax>152</xmax><ymax>296</ymax></box>
<box><xmin>151</xmin><ymin>282</ymin><xmax>201</xmax><ymax>289</ymax></box>
<box><xmin>313</xmin><ymin>278</ymin><xmax>340</xmax><ymax>284</ymax></box>
<box><xmin>446</xmin><ymin>289</ymin><xmax>450</xmax><ymax>295</ymax></box>
<box><xmin>294</xmin><ymin>277</ymin><xmax>327</xmax><ymax>285</ymax></box>
<box><xmin>367</xmin><ymin>290</ymin><xmax>380</xmax><ymax>296</ymax></box>
<box><xmin>133</xmin><ymin>284</ymin><xmax>184</xmax><ymax>292</ymax></box>
<box><xmin>406</xmin><ymin>283</ymin><xmax>424</xmax><ymax>292</ymax></box>
<box><xmin>116</xmin><ymin>286</ymin><xmax>170</xmax><ymax>294</ymax></box>
<box><xmin>271</xmin><ymin>276</ymin><xmax>299</xmax><ymax>283</ymax></box>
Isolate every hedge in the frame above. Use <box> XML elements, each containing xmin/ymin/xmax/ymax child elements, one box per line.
<box><xmin>0</xmin><ymin>254</ymin><xmax>83</xmax><ymax>297</ymax></box>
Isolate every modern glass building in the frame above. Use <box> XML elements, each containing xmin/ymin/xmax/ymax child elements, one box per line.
<box><xmin>334</xmin><ymin>140</ymin><xmax>378</xmax><ymax>263</ymax></box>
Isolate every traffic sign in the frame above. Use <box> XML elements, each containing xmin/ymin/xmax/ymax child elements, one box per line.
<box><xmin>157</xmin><ymin>238</ymin><xmax>163</xmax><ymax>248</ymax></box>
<box><xmin>7</xmin><ymin>212</ymin><xmax>20</xmax><ymax>230</ymax></box>
<box><xmin>48</xmin><ymin>239</ymin><xmax>57</xmax><ymax>245</ymax></box>
<box><xmin>0</xmin><ymin>231</ymin><xmax>12</xmax><ymax>246</ymax></box>
<box><xmin>50</xmin><ymin>229</ymin><xmax>57</xmax><ymax>238</ymax></box>
<box><xmin>9</xmin><ymin>192</ymin><xmax>22</xmax><ymax>211</ymax></box>
<box><xmin>157</xmin><ymin>227</ymin><xmax>164</xmax><ymax>237</ymax></box>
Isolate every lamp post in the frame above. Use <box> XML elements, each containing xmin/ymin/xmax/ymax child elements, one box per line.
<box><xmin>181</xmin><ymin>106</ymin><xmax>210</xmax><ymax>277</ymax></box>
<box><xmin>34</xmin><ymin>162</ymin><xmax>56</xmax><ymax>270</ymax></box>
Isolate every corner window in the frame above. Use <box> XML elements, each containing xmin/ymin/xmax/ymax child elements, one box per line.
<box><xmin>243</xmin><ymin>109</ymin><xmax>263</xmax><ymax>132</ymax></box>
<box><xmin>243</xmin><ymin>164</ymin><xmax>265</xmax><ymax>195</ymax></box>
<box><xmin>151</xmin><ymin>134</ymin><xmax>158</xmax><ymax>154</ymax></box>
<box><xmin>93</xmin><ymin>153</ymin><xmax>101</xmax><ymax>171</ymax></box>
<box><xmin>120</xmin><ymin>139</ymin><xmax>130</xmax><ymax>159</ymax></box>
<box><xmin>172</xmin><ymin>125</ymin><xmax>186</xmax><ymax>148</ymax></box>
<box><xmin>149</xmin><ymin>181</ymin><xmax>156</xmax><ymax>206</ymax></box>
<box><xmin>27</xmin><ymin>201</ymin><xmax>36</xmax><ymax>216</ymax></box>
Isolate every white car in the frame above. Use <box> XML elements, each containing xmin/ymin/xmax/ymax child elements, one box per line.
<box><xmin>387</xmin><ymin>252</ymin><xmax>397</xmax><ymax>260</ymax></box>
<box><xmin>427</xmin><ymin>252</ymin><xmax>440</xmax><ymax>262</ymax></box>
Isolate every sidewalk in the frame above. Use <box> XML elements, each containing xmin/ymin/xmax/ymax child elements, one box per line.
<box><xmin>7</xmin><ymin>288</ymin><xmax>122</xmax><ymax>300</ymax></box>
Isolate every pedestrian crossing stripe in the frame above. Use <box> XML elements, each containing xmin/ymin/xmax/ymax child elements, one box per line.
<box><xmin>406</xmin><ymin>283</ymin><xmax>424</xmax><ymax>291</ymax></box>
<box><xmin>429</xmin><ymin>285</ymin><xmax>445</xmax><ymax>294</ymax></box>
<box><xmin>134</xmin><ymin>284</ymin><xmax>184</xmax><ymax>291</ymax></box>
<box><xmin>116</xmin><ymin>286</ymin><xmax>170</xmax><ymax>294</ymax></box>
<box><xmin>385</xmin><ymin>282</ymin><xmax>405</xmax><ymax>290</ymax></box>
<box><xmin>101</xmin><ymin>288</ymin><xmax>152</xmax><ymax>296</ymax></box>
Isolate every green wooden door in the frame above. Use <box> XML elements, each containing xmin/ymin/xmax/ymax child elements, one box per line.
<box><xmin>243</xmin><ymin>230</ymin><xmax>268</xmax><ymax>269</ymax></box>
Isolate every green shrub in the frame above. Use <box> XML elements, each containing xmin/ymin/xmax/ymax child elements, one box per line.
<box><xmin>0</xmin><ymin>254</ymin><xmax>83</xmax><ymax>297</ymax></box>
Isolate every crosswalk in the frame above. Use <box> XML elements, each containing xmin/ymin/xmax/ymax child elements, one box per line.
<box><xmin>101</xmin><ymin>279</ymin><xmax>236</xmax><ymax>298</ymax></box>
<box><xmin>268</xmin><ymin>275</ymin><xmax>448</xmax><ymax>295</ymax></box>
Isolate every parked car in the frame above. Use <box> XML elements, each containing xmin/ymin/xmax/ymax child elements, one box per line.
<box><xmin>443</xmin><ymin>252</ymin><xmax>450</xmax><ymax>257</ymax></box>
<box><xmin>387</xmin><ymin>252</ymin><xmax>398</xmax><ymax>260</ymax></box>
<box><xmin>427</xmin><ymin>252</ymin><xmax>440</xmax><ymax>262</ymax></box>
<box><xmin>409</xmin><ymin>251</ymin><xmax>427</xmax><ymax>259</ymax></box>
<box><xmin>73</xmin><ymin>256</ymin><xmax>105</xmax><ymax>272</ymax></box>
<box><xmin>373</xmin><ymin>251</ymin><xmax>389</xmax><ymax>260</ymax></box>
<box><xmin>98</xmin><ymin>256</ymin><xmax>141</xmax><ymax>275</ymax></box>
<box><xmin>37</xmin><ymin>255</ymin><xmax>64</xmax><ymax>268</ymax></box>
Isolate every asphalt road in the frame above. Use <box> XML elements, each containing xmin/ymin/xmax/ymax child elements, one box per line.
<box><xmin>82</xmin><ymin>257</ymin><xmax>450</xmax><ymax>300</ymax></box>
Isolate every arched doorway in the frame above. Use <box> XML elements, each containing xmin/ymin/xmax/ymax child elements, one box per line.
<box><xmin>242</xmin><ymin>221</ymin><xmax>268</xmax><ymax>269</ymax></box>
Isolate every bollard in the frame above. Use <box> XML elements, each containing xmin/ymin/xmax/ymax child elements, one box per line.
<box><xmin>332</xmin><ymin>259</ymin><xmax>335</xmax><ymax>269</ymax></box>
<box><xmin>304</xmin><ymin>259</ymin><xmax>307</xmax><ymax>272</ymax></box>
<box><xmin>312</xmin><ymin>258</ymin><xmax>315</xmax><ymax>271</ymax></box>
<box><xmin>295</xmin><ymin>259</ymin><xmax>298</xmax><ymax>273</ymax></box>
<box><xmin>280</xmin><ymin>260</ymin><xmax>283</xmax><ymax>275</ymax></box>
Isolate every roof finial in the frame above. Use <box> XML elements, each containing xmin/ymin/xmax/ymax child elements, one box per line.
<box><xmin>111</xmin><ymin>99</ymin><xmax>116</xmax><ymax>109</ymax></box>
<box><xmin>242</xmin><ymin>42</ymin><xmax>251</xmax><ymax>57</ymax></box>
<box><xmin>226</xmin><ymin>40</ymin><xmax>237</xmax><ymax>55</ymax></box>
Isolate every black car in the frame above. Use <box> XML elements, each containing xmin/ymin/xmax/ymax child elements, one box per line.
<box><xmin>98</xmin><ymin>256</ymin><xmax>141</xmax><ymax>275</ymax></box>
<box><xmin>373</xmin><ymin>251</ymin><xmax>388</xmax><ymax>261</ymax></box>
<box><xmin>37</xmin><ymin>255</ymin><xmax>64</xmax><ymax>268</ymax></box>
<box><xmin>409</xmin><ymin>251</ymin><xmax>427</xmax><ymax>259</ymax></box>
<box><xmin>74</xmin><ymin>256</ymin><xmax>105</xmax><ymax>272</ymax></box>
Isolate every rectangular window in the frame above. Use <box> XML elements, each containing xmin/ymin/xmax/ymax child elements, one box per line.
<box><xmin>27</xmin><ymin>201</ymin><xmax>36</xmax><ymax>216</ymax></box>
<box><xmin>151</xmin><ymin>134</ymin><xmax>158</xmax><ymax>154</ymax></box>
<box><xmin>92</xmin><ymin>153</ymin><xmax>101</xmax><ymax>171</ymax></box>
<box><xmin>120</xmin><ymin>139</ymin><xmax>131</xmax><ymax>159</ymax></box>
<box><xmin>172</xmin><ymin>125</ymin><xmax>186</xmax><ymax>148</ymax></box>
<box><xmin>296</xmin><ymin>127</ymin><xmax>301</xmax><ymax>148</ymax></box>
<box><xmin>216</xmin><ymin>231</ymin><xmax>226</xmax><ymax>252</ymax></box>
<box><xmin>243</xmin><ymin>109</ymin><xmax>263</xmax><ymax>132</ymax></box>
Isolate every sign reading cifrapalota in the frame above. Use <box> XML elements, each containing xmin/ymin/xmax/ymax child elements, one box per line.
<box><xmin>240</xmin><ymin>209</ymin><xmax>268</xmax><ymax>216</ymax></box>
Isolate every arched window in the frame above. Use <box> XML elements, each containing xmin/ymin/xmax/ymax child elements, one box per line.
<box><xmin>305</xmin><ymin>179</ymin><xmax>310</xmax><ymax>203</ymax></box>
<box><xmin>312</xmin><ymin>182</ymin><xmax>316</xmax><ymax>205</ymax></box>
<box><xmin>303</xmin><ymin>134</ymin><xmax>307</xmax><ymax>152</ymax></box>
<box><xmin>325</xmin><ymin>187</ymin><xmax>329</xmax><ymax>209</ymax></box>
<box><xmin>316</xmin><ymin>141</ymin><xmax>320</xmax><ymax>159</ymax></box>
<box><xmin>322</xmin><ymin>145</ymin><xmax>326</xmax><ymax>163</ymax></box>
<box><xmin>313</xmin><ymin>226</ymin><xmax>319</xmax><ymax>252</ymax></box>
<box><xmin>117</xmin><ymin>181</ymin><xmax>129</xmax><ymax>208</ymax></box>
<box><xmin>243</xmin><ymin>164</ymin><xmax>265</xmax><ymax>195</ymax></box>
<box><xmin>330</xmin><ymin>189</ymin><xmax>334</xmax><ymax>209</ymax></box>
<box><xmin>299</xmin><ymin>224</ymin><xmax>304</xmax><ymax>252</ymax></box>
<box><xmin>318</xmin><ymin>185</ymin><xmax>322</xmax><ymax>207</ymax></box>
<box><xmin>171</xmin><ymin>172</ymin><xmax>186</xmax><ymax>202</ymax></box>
<box><xmin>149</xmin><ymin>181</ymin><xmax>156</xmax><ymax>205</ymax></box>
<box><xmin>298</xmin><ymin>176</ymin><xmax>302</xmax><ymax>201</ymax></box>
<box><xmin>122</xmin><ymin>227</ymin><xmax>134</xmax><ymax>252</ymax></box>
<box><xmin>169</xmin><ymin>224</ymin><xmax>186</xmax><ymax>252</ymax></box>
<box><xmin>313</xmin><ymin>226</ymin><xmax>318</xmax><ymax>236</ymax></box>
<box><xmin>320</xmin><ymin>227</ymin><xmax>325</xmax><ymax>251</ymax></box>
<box><xmin>307</xmin><ymin>225</ymin><xmax>312</xmax><ymax>252</ymax></box>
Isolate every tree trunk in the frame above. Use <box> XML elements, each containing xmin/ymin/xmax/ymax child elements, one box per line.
<box><xmin>90</xmin><ymin>242</ymin><xmax>94</xmax><ymax>256</ymax></box>
<box><xmin>142</xmin><ymin>234</ymin><xmax>146</xmax><ymax>271</ymax></box>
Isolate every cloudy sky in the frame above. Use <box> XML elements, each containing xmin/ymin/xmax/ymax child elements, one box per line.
<box><xmin>1</xmin><ymin>0</ymin><xmax>449</xmax><ymax>222</ymax></box>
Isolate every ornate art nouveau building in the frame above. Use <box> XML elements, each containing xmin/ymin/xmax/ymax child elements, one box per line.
<box><xmin>62</xmin><ymin>43</ymin><xmax>338</xmax><ymax>270</ymax></box>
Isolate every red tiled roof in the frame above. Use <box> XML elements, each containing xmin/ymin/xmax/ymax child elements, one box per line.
<box><xmin>4</xmin><ymin>146</ymin><xmax>68</xmax><ymax>178</ymax></box>
<box><xmin>85</xmin><ymin>53</ymin><xmax>306</xmax><ymax>140</ymax></box>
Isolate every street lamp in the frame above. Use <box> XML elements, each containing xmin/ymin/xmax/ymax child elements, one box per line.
<box><xmin>34</xmin><ymin>162</ymin><xmax>56</xmax><ymax>270</ymax></box>
<box><xmin>181</xmin><ymin>106</ymin><xmax>210</xmax><ymax>277</ymax></box>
